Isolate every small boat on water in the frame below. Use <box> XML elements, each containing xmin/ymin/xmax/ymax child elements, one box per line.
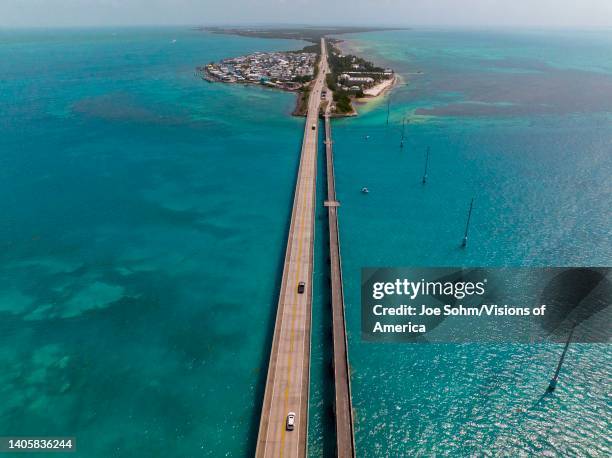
<box><xmin>361</xmin><ymin>187</ymin><xmax>369</xmax><ymax>194</ymax></box>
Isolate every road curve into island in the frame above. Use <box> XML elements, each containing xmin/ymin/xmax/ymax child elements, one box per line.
<box><xmin>255</xmin><ymin>38</ymin><xmax>329</xmax><ymax>458</ymax></box>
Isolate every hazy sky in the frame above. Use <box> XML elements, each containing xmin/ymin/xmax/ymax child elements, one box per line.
<box><xmin>1</xmin><ymin>0</ymin><xmax>611</xmax><ymax>28</ymax></box>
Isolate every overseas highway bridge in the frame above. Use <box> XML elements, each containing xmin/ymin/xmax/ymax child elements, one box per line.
<box><xmin>255</xmin><ymin>38</ymin><xmax>356</xmax><ymax>458</ymax></box>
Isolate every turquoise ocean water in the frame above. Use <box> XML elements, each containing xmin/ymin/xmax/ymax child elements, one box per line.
<box><xmin>333</xmin><ymin>29</ymin><xmax>611</xmax><ymax>457</ymax></box>
<box><xmin>0</xmin><ymin>27</ymin><xmax>610</xmax><ymax>456</ymax></box>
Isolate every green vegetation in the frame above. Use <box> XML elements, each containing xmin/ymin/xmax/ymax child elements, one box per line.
<box><xmin>326</xmin><ymin>46</ymin><xmax>352</xmax><ymax>113</ymax></box>
<box><xmin>202</xmin><ymin>26</ymin><xmax>405</xmax><ymax>44</ymax></box>
<box><xmin>325</xmin><ymin>41</ymin><xmax>394</xmax><ymax>115</ymax></box>
<box><xmin>293</xmin><ymin>86</ymin><xmax>311</xmax><ymax>116</ymax></box>
<box><xmin>326</xmin><ymin>74</ymin><xmax>337</xmax><ymax>92</ymax></box>
<box><xmin>333</xmin><ymin>89</ymin><xmax>352</xmax><ymax>114</ymax></box>
<box><xmin>288</xmin><ymin>43</ymin><xmax>320</xmax><ymax>54</ymax></box>
<box><xmin>327</xmin><ymin>46</ymin><xmax>385</xmax><ymax>74</ymax></box>
<box><xmin>293</xmin><ymin>75</ymin><xmax>312</xmax><ymax>84</ymax></box>
<box><xmin>325</xmin><ymin>43</ymin><xmax>349</xmax><ymax>114</ymax></box>
<box><xmin>326</xmin><ymin>42</ymin><xmax>388</xmax><ymax>84</ymax></box>
<box><xmin>202</xmin><ymin>26</ymin><xmax>399</xmax><ymax>117</ymax></box>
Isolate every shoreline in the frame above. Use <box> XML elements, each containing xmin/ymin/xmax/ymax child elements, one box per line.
<box><xmin>356</xmin><ymin>73</ymin><xmax>400</xmax><ymax>103</ymax></box>
<box><xmin>200</xmin><ymin>69</ymin><xmax>312</xmax><ymax>117</ymax></box>
<box><xmin>200</xmin><ymin>35</ymin><xmax>403</xmax><ymax>118</ymax></box>
<box><xmin>331</xmin><ymin>38</ymin><xmax>402</xmax><ymax>115</ymax></box>
<box><xmin>203</xmin><ymin>76</ymin><xmax>302</xmax><ymax>94</ymax></box>
<box><xmin>341</xmin><ymin>73</ymin><xmax>401</xmax><ymax>117</ymax></box>
<box><xmin>199</xmin><ymin>69</ymin><xmax>304</xmax><ymax>94</ymax></box>
<box><xmin>334</xmin><ymin>38</ymin><xmax>360</xmax><ymax>59</ymax></box>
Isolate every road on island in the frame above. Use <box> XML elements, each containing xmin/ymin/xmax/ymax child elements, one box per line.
<box><xmin>256</xmin><ymin>38</ymin><xmax>329</xmax><ymax>458</ymax></box>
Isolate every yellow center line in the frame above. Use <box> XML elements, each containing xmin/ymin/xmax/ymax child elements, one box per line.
<box><xmin>279</xmin><ymin>78</ymin><xmax>321</xmax><ymax>457</ymax></box>
<box><xmin>279</xmin><ymin>118</ymin><xmax>311</xmax><ymax>457</ymax></box>
<box><xmin>276</xmin><ymin>44</ymin><xmax>324</xmax><ymax>455</ymax></box>
<box><xmin>280</xmin><ymin>159</ymin><xmax>306</xmax><ymax>456</ymax></box>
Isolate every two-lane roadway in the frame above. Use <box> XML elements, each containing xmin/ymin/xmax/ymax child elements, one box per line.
<box><xmin>256</xmin><ymin>38</ymin><xmax>329</xmax><ymax>458</ymax></box>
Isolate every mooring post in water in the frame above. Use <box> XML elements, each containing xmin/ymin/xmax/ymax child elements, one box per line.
<box><xmin>400</xmin><ymin>117</ymin><xmax>407</xmax><ymax>149</ymax></box>
<box><xmin>462</xmin><ymin>197</ymin><xmax>474</xmax><ymax>248</ymax></box>
<box><xmin>422</xmin><ymin>146</ymin><xmax>430</xmax><ymax>184</ymax></box>
<box><xmin>386</xmin><ymin>96</ymin><xmax>391</xmax><ymax>126</ymax></box>
<box><xmin>548</xmin><ymin>326</ymin><xmax>576</xmax><ymax>392</ymax></box>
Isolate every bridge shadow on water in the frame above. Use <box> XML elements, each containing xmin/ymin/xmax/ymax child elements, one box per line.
<box><xmin>245</xmin><ymin>134</ymin><xmax>303</xmax><ymax>456</ymax></box>
<box><xmin>312</xmin><ymin>118</ymin><xmax>338</xmax><ymax>457</ymax></box>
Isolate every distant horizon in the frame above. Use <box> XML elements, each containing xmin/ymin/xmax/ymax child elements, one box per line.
<box><xmin>1</xmin><ymin>0</ymin><xmax>611</xmax><ymax>29</ymax></box>
<box><xmin>2</xmin><ymin>23</ymin><xmax>612</xmax><ymax>31</ymax></box>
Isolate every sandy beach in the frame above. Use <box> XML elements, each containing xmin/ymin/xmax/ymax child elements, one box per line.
<box><xmin>333</xmin><ymin>38</ymin><xmax>402</xmax><ymax>106</ymax></box>
<box><xmin>363</xmin><ymin>74</ymin><xmax>398</xmax><ymax>97</ymax></box>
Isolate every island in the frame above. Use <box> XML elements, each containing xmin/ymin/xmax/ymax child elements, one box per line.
<box><xmin>200</xmin><ymin>51</ymin><xmax>318</xmax><ymax>89</ymax></box>
<box><xmin>325</xmin><ymin>40</ymin><xmax>396</xmax><ymax>116</ymax></box>
<box><xmin>198</xmin><ymin>26</ymin><xmax>399</xmax><ymax>117</ymax></box>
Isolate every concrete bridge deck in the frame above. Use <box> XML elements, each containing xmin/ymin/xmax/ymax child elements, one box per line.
<box><xmin>323</xmin><ymin>100</ymin><xmax>356</xmax><ymax>458</ymax></box>
<box><xmin>255</xmin><ymin>38</ymin><xmax>329</xmax><ymax>458</ymax></box>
